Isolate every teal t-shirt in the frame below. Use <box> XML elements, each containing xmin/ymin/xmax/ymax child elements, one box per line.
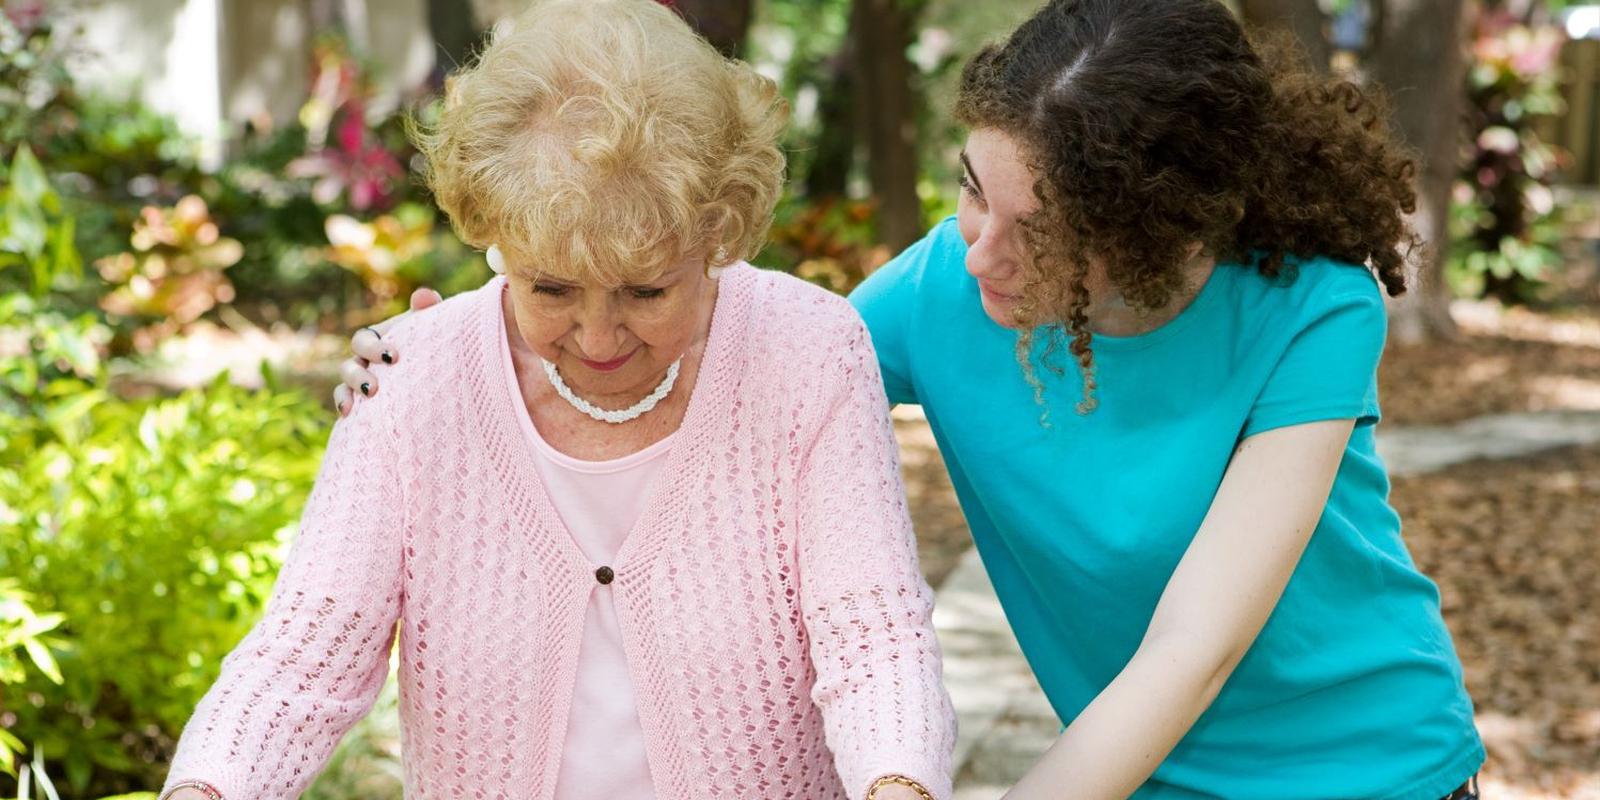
<box><xmin>849</xmin><ymin>218</ymin><xmax>1483</xmax><ymax>800</ymax></box>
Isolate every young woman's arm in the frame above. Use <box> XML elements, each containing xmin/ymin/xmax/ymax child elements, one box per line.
<box><xmin>1004</xmin><ymin>417</ymin><xmax>1355</xmax><ymax>800</ymax></box>
<box><xmin>159</xmin><ymin>385</ymin><xmax>407</xmax><ymax>800</ymax></box>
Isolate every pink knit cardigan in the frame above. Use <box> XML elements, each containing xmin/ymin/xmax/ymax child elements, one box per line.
<box><xmin>160</xmin><ymin>266</ymin><xmax>956</xmax><ymax>800</ymax></box>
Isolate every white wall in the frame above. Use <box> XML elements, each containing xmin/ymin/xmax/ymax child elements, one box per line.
<box><xmin>65</xmin><ymin>0</ymin><xmax>435</xmax><ymax>168</ymax></box>
<box><xmin>69</xmin><ymin>0</ymin><xmax>224</xmax><ymax>164</ymax></box>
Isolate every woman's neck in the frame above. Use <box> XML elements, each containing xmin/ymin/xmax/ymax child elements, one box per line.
<box><xmin>1083</xmin><ymin>256</ymin><xmax>1216</xmax><ymax>337</ymax></box>
<box><xmin>502</xmin><ymin>292</ymin><xmax>712</xmax><ymax>461</ymax></box>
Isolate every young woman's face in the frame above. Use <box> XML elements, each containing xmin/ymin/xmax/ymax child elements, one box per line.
<box><xmin>503</xmin><ymin>251</ymin><xmax>717</xmax><ymax>399</ymax></box>
<box><xmin>956</xmin><ymin>128</ymin><xmax>1043</xmax><ymax>329</ymax></box>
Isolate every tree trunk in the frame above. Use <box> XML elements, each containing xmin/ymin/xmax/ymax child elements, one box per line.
<box><xmin>309</xmin><ymin>0</ymin><xmax>338</xmax><ymax>32</ymax></box>
<box><xmin>339</xmin><ymin>0</ymin><xmax>369</xmax><ymax>53</ymax></box>
<box><xmin>1239</xmin><ymin>0</ymin><xmax>1331</xmax><ymax>73</ymax></box>
<box><xmin>851</xmin><ymin>0</ymin><xmax>923</xmax><ymax>254</ymax></box>
<box><xmin>462</xmin><ymin>1</ymin><xmax>751</xmax><ymax>58</ymax></box>
<box><xmin>428</xmin><ymin>0</ymin><xmax>484</xmax><ymax>75</ymax></box>
<box><xmin>666</xmin><ymin>0</ymin><xmax>755</xmax><ymax>59</ymax></box>
<box><xmin>1367</xmin><ymin>0</ymin><xmax>1468</xmax><ymax>342</ymax></box>
<box><xmin>805</xmin><ymin>45</ymin><xmax>856</xmax><ymax>200</ymax></box>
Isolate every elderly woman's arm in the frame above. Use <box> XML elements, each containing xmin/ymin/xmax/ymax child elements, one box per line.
<box><xmin>795</xmin><ymin>312</ymin><xmax>957</xmax><ymax>800</ymax></box>
<box><xmin>158</xmin><ymin>389</ymin><xmax>406</xmax><ymax>800</ymax></box>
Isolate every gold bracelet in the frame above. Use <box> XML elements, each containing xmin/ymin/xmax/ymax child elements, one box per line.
<box><xmin>867</xmin><ymin>773</ymin><xmax>934</xmax><ymax>800</ymax></box>
<box><xmin>160</xmin><ymin>780</ymin><xmax>223</xmax><ymax>800</ymax></box>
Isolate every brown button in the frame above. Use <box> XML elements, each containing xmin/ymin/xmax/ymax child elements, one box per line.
<box><xmin>595</xmin><ymin>566</ymin><xmax>615</xmax><ymax>585</ymax></box>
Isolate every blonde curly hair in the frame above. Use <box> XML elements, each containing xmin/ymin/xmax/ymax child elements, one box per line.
<box><xmin>410</xmin><ymin>0</ymin><xmax>788</xmax><ymax>286</ymax></box>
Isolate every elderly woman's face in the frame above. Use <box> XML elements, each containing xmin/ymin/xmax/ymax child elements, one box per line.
<box><xmin>504</xmin><ymin>251</ymin><xmax>718</xmax><ymax>398</ymax></box>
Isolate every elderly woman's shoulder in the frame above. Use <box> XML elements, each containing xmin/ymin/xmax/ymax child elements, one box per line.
<box><xmin>360</xmin><ymin>279</ymin><xmax>502</xmax><ymax>402</ymax></box>
<box><xmin>388</xmin><ymin>281</ymin><xmax>498</xmax><ymax>351</ymax></box>
<box><xmin>741</xmin><ymin>266</ymin><xmax>871</xmax><ymax>349</ymax></box>
<box><xmin>731</xmin><ymin>267</ymin><xmax>883</xmax><ymax>408</ymax></box>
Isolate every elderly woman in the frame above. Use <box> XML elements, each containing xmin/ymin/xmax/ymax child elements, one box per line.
<box><xmin>157</xmin><ymin>2</ymin><xmax>954</xmax><ymax>798</ymax></box>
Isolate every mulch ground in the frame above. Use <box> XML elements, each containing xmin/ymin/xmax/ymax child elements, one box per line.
<box><xmin>1379</xmin><ymin>302</ymin><xmax>1600</xmax><ymax>427</ymax></box>
<box><xmin>1394</xmin><ymin>444</ymin><xmax>1600</xmax><ymax>799</ymax></box>
<box><xmin>1382</xmin><ymin>304</ymin><xmax>1598</xmax><ymax>799</ymax></box>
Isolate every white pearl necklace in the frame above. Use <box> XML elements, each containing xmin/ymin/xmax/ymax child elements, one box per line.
<box><xmin>541</xmin><ymin>358</ymin><xmax>681</xmax><ymax>424</ymax></box>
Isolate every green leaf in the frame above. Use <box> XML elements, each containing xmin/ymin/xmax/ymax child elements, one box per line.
<box><xmin>18</xmin><ymin>613</ymin><xmax>63</xmax><ymax>639</ymax></box>
<box><xmin>2</xmin><ymin>193</ymin><xmax>47</xmax><ymax>259</ymax></box>
<box><xmin>45</xmin><ymin>214</ymin><xmax>79</xmax><ymax>289</ymax></box>
<box><xmin>21</xmin><ymin>639</ymin><xmax>62</xmax><ymax>684</ymax></box>
<box><xmin>31</xmin><ymin>746</ymin><xmax>61</xmax><ymax>800</ymax></box>
<box><xmin>43</xmin><ymin>389</ymin><xmax>104</xmax><ymax>446</ymax></box>
<box><xmin>61</xmin><ymin>751</ymin><xmax>91</xmax><ymax>797</ymax></box>
<box><xmin>8</xmin><ymin>147</ymin><xmax>49</xmax><ymax>206</ymax></box>
<box><xmin>260</xmin><ymin>358</ymin><xmax>280</xmax><ymax>392</ymax></box>
<box><xmin>19</xmin><ymin>622</ymin><xmax>61</xmax><ymax>648</ymax></box>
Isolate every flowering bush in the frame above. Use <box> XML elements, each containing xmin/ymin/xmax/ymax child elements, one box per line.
<box><xmin>95</xmin><ymin>196</ymin><xmax>242</xmax><ymax>328</ymax></box>
<box><xmin>1448</xmin><ymin>13</ymin><xmax>1568</xmax><ymax>302</ymax></box>
<box><xmin>761</xmin><ymin>194</ymin><xmax>890</xmax><ymax>294</ymax></box>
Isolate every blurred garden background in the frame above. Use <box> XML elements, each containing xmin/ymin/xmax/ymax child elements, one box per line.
<box><xmin>1</xmin><ymin>0</ymin><xmax>1598</xmax><ymax>797</ymax></box>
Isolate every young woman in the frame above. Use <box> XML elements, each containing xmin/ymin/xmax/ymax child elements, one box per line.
<box><xmin>337</xmin><ymin>1</ymin><xmax>1483</xmax><ymax>797</ymax></box>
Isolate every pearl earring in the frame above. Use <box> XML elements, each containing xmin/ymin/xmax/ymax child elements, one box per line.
<box><xmin>707</xmin><ymin>246</ymin><xmax>730</xmax><ymax>279</ymax></box>
<box><xmin>486</xmin><ymin>245</ymin><xmax>506</xmax><ymax>275</ymax></box>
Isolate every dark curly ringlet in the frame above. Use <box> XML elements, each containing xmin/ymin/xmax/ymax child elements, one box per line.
<box><xmin>954</xmin><ymin>0</ymin><xmax>1419</xmax><ymax>414</ymax></box>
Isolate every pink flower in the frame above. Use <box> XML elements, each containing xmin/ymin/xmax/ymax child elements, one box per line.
<box><xmin>3</xmin><ymin>0</ymin><xmax>46</xmax><ymax>33</ymax></box>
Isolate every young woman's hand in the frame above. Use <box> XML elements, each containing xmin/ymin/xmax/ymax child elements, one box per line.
<box><xmin>333</xmin><ymin>287</ymin><xmax>442</xmax><ymax>415</ymax></box>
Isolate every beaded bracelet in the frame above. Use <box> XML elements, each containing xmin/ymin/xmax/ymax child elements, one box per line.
<box><xmin>159</xmin><ymin>780</ymin><xmax>223</xmax><ymax>800</ymax></box>
<box><xmin>867</xmin><ymin>773</ymin><xmax>935</xmax><ymax>800</ymax></box>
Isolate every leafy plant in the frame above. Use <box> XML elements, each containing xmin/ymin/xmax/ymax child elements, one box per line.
<box><xmin>285</xmin><ymin>35</ymin><xmax>409</xmax><ymax>214</ymax></box>
<box><xmin>95</xmin><ymin>196</ymin><xmax>243</xmax><ymax>327</ymax></box>
<box><xmin>0</xmin><ymin>581</ymin><xmax>66</xmax><ymax>779</ymax></box>
<box><xmin>1</xmin><ymin>146</ymin><xmax>81</xmax><ymax>298</ymax></box>
<box><xmin>760</xmin><ymin>193</ymin><xmax>888</xmax><ymax>294</ymax></box>
<box><xmin>324</xmin><ymin>202</ymin><xmax>436</xmax><ymax>305</ymax></box>
<box><xmin>0</xmin><ymin>372</ymin><xmax>329</xmax><ymax>795</ymax></box>
<box><xmin>0</xmin><ymin>5</ymin><xmax>76</xmax><ymax>165</ymax></box>
<box><xmin>1448</xmin><ymin>13</ymin><xmax>1568</xmax><ymax>303</ymax></box>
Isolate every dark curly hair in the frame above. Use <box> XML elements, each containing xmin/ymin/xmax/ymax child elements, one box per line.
<box><xmin>954</xmin><ymin>0</ymin><xmax>1419</xmax><ymax>413</ymax></box>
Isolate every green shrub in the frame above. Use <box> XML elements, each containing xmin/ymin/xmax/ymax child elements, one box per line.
<box><xmin>0</xmin><ymin>581</ymin><xmax>65</xmax><ymax>776</ymax></box>
<box><xmin>1</xmin><ymin>146</ymin><xmax>82</xmax><ymax>300</ymax></box>
<box><xmin>0</xmin><ymin>372</ymin><xmax>329</xmax><ymax>795</ymax></box>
